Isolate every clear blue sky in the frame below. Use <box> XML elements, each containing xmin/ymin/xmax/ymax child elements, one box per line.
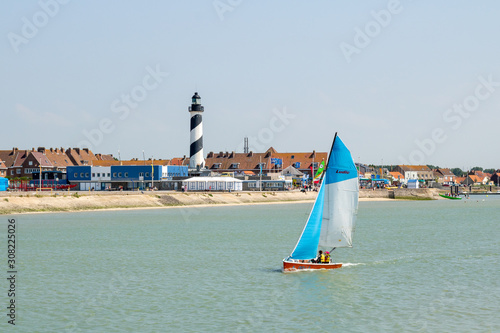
<box><xmin>1</xmin><ymin>1</ymin><xmax>499</xmax><ymax>169</ymax></box>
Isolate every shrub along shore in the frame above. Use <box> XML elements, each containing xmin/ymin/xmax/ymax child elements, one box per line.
<box><xmin>0</xmin><ymin>188</ymin><xmax>441</xmax><ymax>215</ymax></box>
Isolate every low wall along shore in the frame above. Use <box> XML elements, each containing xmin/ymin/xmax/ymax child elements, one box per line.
<box><xmin>0</xmin><ymin>188</ymin><xmax>442</xmax><ymax>215</ymax></box>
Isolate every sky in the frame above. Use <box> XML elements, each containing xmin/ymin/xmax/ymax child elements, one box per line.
<box><xmin>1</xmin><ymin>0</ymin><xmax>500</xmax><ymax>169</ymax></box>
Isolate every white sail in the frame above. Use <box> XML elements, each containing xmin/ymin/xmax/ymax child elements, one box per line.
<box><xmin>318</xmin><ymin>136</ymin><xmax>359</xmax><ymax>249</ymax></box>
<box><xmin>319</xmin><ymin>177</ymin><xmax>358</xmax><ymax>248</ymax></box>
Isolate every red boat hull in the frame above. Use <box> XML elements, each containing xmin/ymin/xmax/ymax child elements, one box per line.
<box><xmin>283</xmin><ymin>260</ymin><xmax>342</xmax><ymax>272</ymax></box>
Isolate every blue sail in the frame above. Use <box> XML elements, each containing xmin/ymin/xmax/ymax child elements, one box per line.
<box><xmin>324</xmin><ymin>136</ymin><xmax>358</xmax><ymax>185</ymax></box>
<box><xmin>289</xmin><ymin>183</ymin><xmax>325</xmax><ymax>260</ymax></box>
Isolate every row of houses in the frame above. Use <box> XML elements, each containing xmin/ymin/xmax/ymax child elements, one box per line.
<box><xmin>0</xmin><ymin>147</ymin><xmax>115</xmax><ymax>179</ymax></box>
<box><xmin>1</xmin><ymin>146</ymin><xmax>326</xmax><ymax>179</ymax></box>
<box><xmin>2</xmin><ymin>145</ymin><xmax>499</xmax><ymax>191</ymax></box>
<box><xmin>204</xmin><ymin>147</ymin><xmax>327</xmax><ymax>176</ymax></box>
<box><xmin>379</xmin><ymin>165</ymin><xmax>499</xmax><ymax>186</ymax></box>
<box><xmin>0</xmin><ymin>146</ymin><xmax>325</xmax><ymax>191</ymax></box>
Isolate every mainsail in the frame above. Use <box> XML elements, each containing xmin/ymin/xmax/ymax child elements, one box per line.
<box><xmin>289</xmin><ymin>134</ymin><xmax>358</xmax><ymax>260</ymax></box>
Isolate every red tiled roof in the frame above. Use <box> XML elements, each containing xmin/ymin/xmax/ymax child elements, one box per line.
<box><xmin>65</xmin><ymin>148</ymin><xmax>96</xmax><ymax>166</ymax></box>
<box><xmin>435</xmin><ymin>168</ymin><xmax>455</xmax><ymax>177</ymax></box>
<box><xmin>31</xmin><ymin>152</ymin><xmax>53</xmax><ymax>167</ymax></box>
<box><xmin>170</xmin><ymin>157</ymin><xmax>189</xmax><ymax>166</ymax></box>
<box><xmin>389</xmin><ymin>171</ymin><xmax>404</xmax><ymax>179</ymax></box>
<box><xmin>468</xmin><ymin>175</ymin><xmax>482</xmax><ymax>183</ymax></box>
<box><xmin>398</xmin><ymin>165</ymin><xmax>431</xmax><ymax>172</ymax></box>
<box><xmin>12</xmin><ymin>150</ymin><xmax>29</xmax><ymax>167</ymax></box>
<box><xmin>0</xmin><ymin>149</ymin><xmax>20</xmax><ymax>168</ymax></box>
<box><xmin>41</xmin><ymin>148</ymin><xmax>73</xmax><ymax>168</ymax></box>
<box><xmin>95</xmin><ymin>153</ymin><xmax>115</xmax><ymax>161</ymax></box>
<box><xmin>205</xmin><ymin>148</ymin><xmax>327</xmax><ymax>172</ymax></box>
<box><xmin>92</xmin><ymin>159</ymin><xmax>170</xmax><ymax>166</ymax></box>
<box><xmin>472</xmin><ymin>171</ymin><xmax>489</xmax><ymax>180</ymax></box>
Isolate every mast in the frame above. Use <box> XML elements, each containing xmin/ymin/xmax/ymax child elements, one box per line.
<box><xmin>325</xmin><ymin>132</ymin><xmax>337</xmax><ymax>170</ymax></box>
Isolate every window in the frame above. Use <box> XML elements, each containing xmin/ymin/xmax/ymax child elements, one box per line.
<box><xmin>312</xmin><ymin>162</ymin><xmax>318</xmax><ymax>168</ymax></box>
<box><xmin>113</xmin><ymin>173</ymin><xmax>117</xmax><ymax>177</ymax></box>
<box><xmin>294</xmin><ymin>162</ymin><xmax>301</xmax><ymax>168</ymax></box>
<box><xmin>85</xmin><ymin>173</ymin><xmax>89</xmax><ymax>177</ymax></box>
<box><xmin>145</xmin><ymin>172</ymin><xmax>150</xmax><ymax>177</ymax></box>
<box><xmin>17</xmin><ymin>169</ymin><xmax>21</xmax><ymax>174</ymax></box>
<box><xmin>92</xmin><ymin>173</ymin><xmax>95</xmax><ymax>177</ymax></box>
<box><xmin>74</xmin><ymin>173</ymin><xmax>78</xmax><ymax>178</ymax></box>
<box><xmin>80</xmin><ymin>173</ymin><xmax>84</xmax><ymax>177</ymax></box>
<box><xmin>291</xmin><ymin>155</ymin><xmax>294</xmax><ymax>159</ymax></box>
<box><xmin>29</xmin><ymin>161</ymin><xmax>33</xmax><ymax>166</ymax></box>
<box><xmin>212</xmin><ymin>163</ymin><xmax>221</xmax><ymax>169</ymax></box>
<box><xmin>97</xmin><ymin>173</ymin><xmax>101</xmax><ymax>177</ymax></box>
<box><xmin>139</xmin><ymin>172</ymin><xmax>144</xmax><ymax>177</ymax></box>
<box><xmin>124</xmin><ymin>172</ymin><xmax>128</xmax><ymax>177</ymax></box>
<box><xmin>230</xmin><ymin>163</ymin><xmax>239</xmax><ymax>169</ymax></box>
<box><xmin>118</xmin><ymin>173</ymin><xmax>122</xmax><ymax>177</ymax></box>
<box><xmin>107</xmin><ymin>173</ymin><xmax>110</xmax><ymax>177</ymax></box>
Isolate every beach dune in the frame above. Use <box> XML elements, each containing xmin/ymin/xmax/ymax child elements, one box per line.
<box><xmin>0</xmin><ymin>188</ymin><xmax>440</xmax><ymax>215</ymax></box>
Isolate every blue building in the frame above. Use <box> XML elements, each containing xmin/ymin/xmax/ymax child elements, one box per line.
<box><xmin>30</xmin><ymin>171</ymin><xmax>68</xmax><ymax>188</ymax></box>
<box><xmin>0</xmin><ymin>177</ymin><xmax>8</xmax><ymax>191</ymax></box>
<box><xmin>67</xmin><ymin>165</ymin><xmax>188</xmax><ymax>190</ymax></box>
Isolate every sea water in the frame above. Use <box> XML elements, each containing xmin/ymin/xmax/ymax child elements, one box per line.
<box><xmin>1</xmin><ymin>195</ymin><xmax>499</xmax><ymax>332</ymax></box>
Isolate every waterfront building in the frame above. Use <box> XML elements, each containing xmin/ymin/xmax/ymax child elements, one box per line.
<box><xmin>433</xmin><ymin>168</ymin><xmax>456</xmax><ymax>185</ymax></box>
<box><xmin>182</xmin><ymin>176</ymin><xmax>242</xmax><ymax>191</ymax></box>
<box><xmin>31</xmin><ymin>171</ymin><xmax>68</xmax><ymax>188</ymax></box>
<box><xmin>67</xmin><ymin>165</ymin><xmax>188</xmax><ymax>191</ymax></box>
<box><xmin>241</xmin><ymin>179</ymin><xmax>291</xmax><ymax>191</ymax></box>
<box><xmin>490</xmin><ymin>171</ymin><xmax>500</xmax><ymax>186</ymax></box>
<box><xmin>388</xmin><ymin>171</ymin><xmax>404</xmax><ymax>184</ymax></box>
<box><xmin>8</xmin><ymin>150</ymin><xmax>53</xmax><ymax>178</ymax></box>
<box><xmin>468</xmin><ymin>170</ymin><xmax>490</xmax><ymax>184</ymax></box>
<box><xmin>0</xmin><ymin>177</ymin><xmax>7</xmax><ymax>191</ymax></box>
<box><xmin>394</xmin><ymin>165</ymin><xmax>433</xmax><ymax>183</ymax></box>
<box><xmin>0</xmin><ymin>147</ymin><xmax>110</xmax><ymax>180</ymax></box>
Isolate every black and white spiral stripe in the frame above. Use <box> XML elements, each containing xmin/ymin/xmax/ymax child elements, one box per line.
<box><xmin>189</xmin><ymin>113</ymin><xmax>204</xmax><ymax>168</ymax></box>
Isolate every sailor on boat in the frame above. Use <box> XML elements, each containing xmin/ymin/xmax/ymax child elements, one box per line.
<box><xmin>311</xmin><ymin>250</ymin><xmax>324</xmax><ymax>263</ymax></box>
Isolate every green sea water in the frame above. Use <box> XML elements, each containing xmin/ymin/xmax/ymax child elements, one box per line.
<box><xmin>1</xmin><ymin>195</ymin><xmax>499</xmax><ymax>332</ymax></box>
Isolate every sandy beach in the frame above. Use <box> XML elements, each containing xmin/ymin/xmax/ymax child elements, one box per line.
<box><xmin>0</xmin><ymin>188</ymin><xmax>441</xmax><ymax>215</ymax></box>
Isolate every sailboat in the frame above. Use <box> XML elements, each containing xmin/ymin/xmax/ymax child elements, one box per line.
<box><xmin>283</xmin><ymin>133</ymin><xmax>359</xmax><ymax>272</ymax></box>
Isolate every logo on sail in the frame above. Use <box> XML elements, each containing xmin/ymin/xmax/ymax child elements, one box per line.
<box><xmin>336</xmin><ymin>170</ymin><xmax>350</xmax><ymax>174</ymax></box>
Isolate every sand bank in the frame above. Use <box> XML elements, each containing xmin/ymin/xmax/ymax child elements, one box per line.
<box><xmin>0</xmin><ymin>188</ymin><xmax>440</xmax><ymax>215</ymax></box>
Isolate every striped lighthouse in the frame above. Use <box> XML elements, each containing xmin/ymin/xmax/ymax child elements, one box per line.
<box><xmin>189</xmin><ymin>92</ymin><xmax>205</xmax><ymax>170</ymax></box>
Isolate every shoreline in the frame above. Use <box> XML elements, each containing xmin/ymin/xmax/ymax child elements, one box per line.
<box><xmin>0</xmin><ymin>189</ymin><xmax>439</xmax><ymax>215</ymax></box>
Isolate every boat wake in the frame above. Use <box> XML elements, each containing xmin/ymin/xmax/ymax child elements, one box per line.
<box><xmin>339</xmin><ymin>263</ymin><xmax>365</xmax><ymax>267</ymax></box>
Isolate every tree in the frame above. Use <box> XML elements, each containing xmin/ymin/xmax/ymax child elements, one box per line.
<box><xmin>483</xmin><ymin>168</ymin><xmax>496</xmax><ymax>174</ymax></box>
<box><xmin>450</xmin><ymin>168</ymin><xmax>464</xmax><ymax>177</ymax></box>
<box><xmin>427</xmin><ymin>165</ymin><xmax>439</xmax><ymax>170</ymax></box>
<box><xmin>471</xmin><ymin>166</ymin><xmax>483</xmax><ymax>172</ymax></box>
